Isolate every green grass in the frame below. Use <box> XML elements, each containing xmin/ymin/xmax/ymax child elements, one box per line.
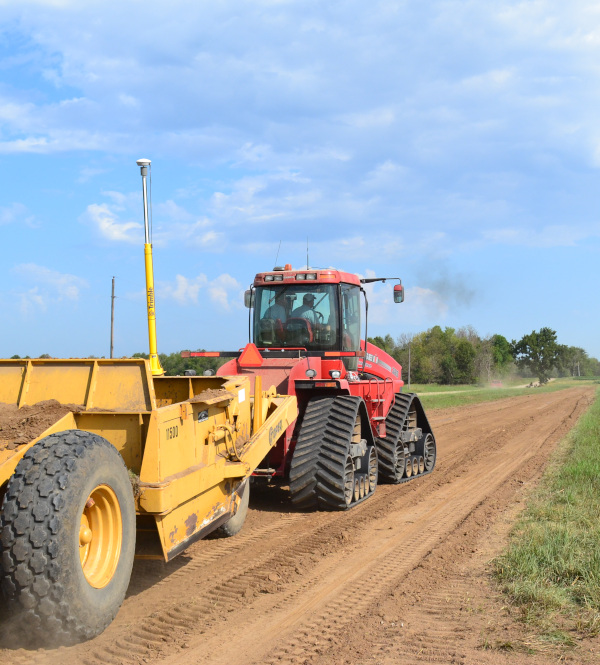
<box><xmin>493</xmin><ymin>388</ymin><xmax>600</xmax><ymax>644</ymax></box>
<box><xmin>416</xmin><ymin>378</ymin><xmax>585</xmax><ymax>410</ymax></box>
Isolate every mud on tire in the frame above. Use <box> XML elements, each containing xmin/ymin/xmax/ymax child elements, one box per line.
<box><xmin>0</xmin><ymin>430</ymin><xmax>136</xmax><ymax>646</ymax></box>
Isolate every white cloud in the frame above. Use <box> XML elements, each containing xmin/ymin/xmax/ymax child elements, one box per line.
<box><xmin>84</xmin><ymin>203</ymin><xmax>142</xmax><ymax>243</ymax></box>
<box><xmin>340</xmin><ymin>107</ymin><xmax>396</xmax><ymax>129</ymax></box>
<box><xmin>0</xmin><ymin>203</ymin><xmax>35</xmax><ymax>226</ymax></box>
<box><xmin>159</xmin><ymin>274</ymin><xmax>208</xmax><ymax>305</ymax></box>
<box><xmin>208</xmin><ymin>274</ymin><xmax>242</xmax><ymax>310</ymax></box>
<box><xmin>157</xmin><ymin>272</ymin><xmax>241</xmax><ymax>310</ymax></box>
<box><xmin>361</xmin><ymin>160</ymin><xmax>409</xmax><ymax>190</ymax></box>
<box><xmin>18</xmin><ymin>287</ymin><xmax>45</xmax><ymax>315</ymax></box>
<box><xmin>81</xmin><ymin>192</ymin><xmax>224</xmax><ymax>248</ymax></box>
<box><xmin>482</xmin><ymin>224</ymin><xmax>600</xmax><ymax>247</ymax></box>
<box><xmin>13</xmin><ymin>263</ymin><xmax>88</xmax><ymax>313</ymax></box>
<box><xmin>210</xmin><ymin>172</ymin><xmax>322</xmax><ymax>224</ymax></box>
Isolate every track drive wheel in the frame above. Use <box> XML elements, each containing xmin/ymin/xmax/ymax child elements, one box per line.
<box><xmin>216</xmin><ymin>479</ymin><xmax>250</xmax><ymax>537</ymax></box>
<box><xmin>0</xmin><ymin>430</ymin><xmax>136</xmax><ymax>646</ymax></box>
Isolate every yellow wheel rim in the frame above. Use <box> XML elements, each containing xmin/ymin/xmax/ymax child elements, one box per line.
<box><xmin>79</xmin><ymin>485</ymin><xmax>123</xmax><ymax>589</ymax></box>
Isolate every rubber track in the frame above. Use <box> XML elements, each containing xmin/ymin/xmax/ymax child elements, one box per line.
<box><xmin>289</xmin><ymin>395</ymin><xmax>372</xmax><ymax>511</ymax></box>
<box><xmin>376</xmin><ymin>392</ymin><xmax>436</xmax><ymax>484</ymax></box>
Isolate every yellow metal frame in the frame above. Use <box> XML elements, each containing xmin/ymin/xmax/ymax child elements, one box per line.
<box><xmin>0</xmin><ymin>358</ymin><xmax>297</xmax><ymax>562</ymax></box>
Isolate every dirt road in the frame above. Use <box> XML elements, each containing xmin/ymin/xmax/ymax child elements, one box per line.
<box><xmin>1</xmin><ymin>386</ymin><xmax>597</xmax><ymax>665</ymax></box>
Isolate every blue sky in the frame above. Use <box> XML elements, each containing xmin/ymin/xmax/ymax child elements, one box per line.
<box><xmin>0</xmin><ymin>1</ymin><xmax>599</xmax><ymax>359</ymax></box>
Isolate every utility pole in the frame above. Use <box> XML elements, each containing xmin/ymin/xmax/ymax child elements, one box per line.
<box><xmin>110</xmin><ymin>276</ymin><xmax>115</xmax><ymax>359</ymax></box>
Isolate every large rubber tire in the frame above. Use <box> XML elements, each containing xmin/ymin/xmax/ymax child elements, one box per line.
<box><xmin>216</xmin><ymin>480</ymin><xmax>250</xmax><ymax>537</ymax></box>
<box><xmin>289</xmin><ymin>395</ymin><xmax>374</xmax><ymax>511</ymax></box>
<box><xmin>0</xmin><ymin>430</ymin><xmax>136</xmax><ymax>646</ymax></box>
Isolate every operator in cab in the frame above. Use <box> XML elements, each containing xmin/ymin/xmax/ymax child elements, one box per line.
<box><xmin>291</xmin><ymin>293</ymin><xmax>318</xmax><ymax>325</ymax></box>
<box><xmin>263</xmin><ymin>291</ymin><xmax>288</xmax><ymax>323</ymax></box>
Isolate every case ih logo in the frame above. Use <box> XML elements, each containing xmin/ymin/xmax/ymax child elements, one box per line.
<box><xmin>365</xmin><ymin>352</ymin><xmax>400</xmax><ymax>378</ymax></box>
<box><xmin>269</xmin><ymin>420</ymin><xmax>284</xmax><ymax>444</ymax></box>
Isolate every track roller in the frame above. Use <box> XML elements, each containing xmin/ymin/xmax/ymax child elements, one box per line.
<box><xmin>411</xmin><ymin>457</ymin><xmax>419</xmax><ymax>476</ymax></box>
<box><xmin>367</xmin><ymin>446</ymin><xmax>378</xmax><ymax>493</ymax></box>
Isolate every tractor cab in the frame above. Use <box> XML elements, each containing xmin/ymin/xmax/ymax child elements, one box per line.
<box><xmin>249</xmin><ymin>267</ymin><xmax>362</xmax><ymax>364</ymax></box>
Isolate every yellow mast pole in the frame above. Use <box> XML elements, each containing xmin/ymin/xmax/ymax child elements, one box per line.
<box><xmin>137</xmin><ymin>158</ymin><xmax>164</xmax><ymax>376</ymax></box>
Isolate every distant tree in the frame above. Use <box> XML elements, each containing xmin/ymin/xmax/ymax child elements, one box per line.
<box><xmin>511</xmin><ymin>328</ymin><xmax>559</xmax><ymax>384</ymax></box>
<box><xmin>368</xmin><ymin>334</ymin><xmax>396</xmax><ymax>355</ymax></box>
<box><xmin>10</xmin><ymin>354</ymin><xmax>20</xmax><ymax>359</ymax></box>
<box><xmin>555</xmin><ymin>345</ymin><xmax>593</xmax><ymax>377</ymax></box>
<box><xmin>474</xmin><ymin>338</ymin><xmax>494</xmax><ymax>383</ymax></box>
<box><xmin>132</xmin><ymin>350</ymin><xmax>224</xmax><ymax>376</ymax></box>
<box><xmin>491</xmin><ymin>335</ymin><xmax>513</xmax><ymax>370</ymax></box>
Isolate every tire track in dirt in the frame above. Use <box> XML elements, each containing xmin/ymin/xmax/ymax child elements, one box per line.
<box><xmin>0</xmin><ymin>387</ymin><xmax>593</xmax><ymax>665</ymax></box>
<box><xmin>298</xmin><ymin>388</ymin><xmax>596</xmax><ymax>665</ymax></box>
<box><xmin>158</xmin><ymin>387</ymin><xmax>593</xmax><ymax>665</ymax></box>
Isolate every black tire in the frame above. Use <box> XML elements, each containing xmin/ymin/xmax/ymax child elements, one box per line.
<box><xmin>216</xmin><ymin>480</ymin><xmax>250</xmax><ymax>537</ymax></box>
<box><xmin>0</xmin><ymin>430</ymin><xmax>136</xmax><ymax>646</ymax></box>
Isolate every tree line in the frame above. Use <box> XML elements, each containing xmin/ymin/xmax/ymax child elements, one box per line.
<box><xmin>369</xmin><ymin>326</ymin><xmax>600</xmax><ymax>386</ymax></box>
<box><xmin>8</xmin><ymin>326</ymin><xmax>599</xmax><ymax>385</ymax></box>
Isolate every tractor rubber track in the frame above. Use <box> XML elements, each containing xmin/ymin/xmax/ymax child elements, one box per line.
<box><xmin>289</xmin><ymin>395</ymin><xmax>375</xmax><ymax>511</ymax></box>
<box><xmin>376</xmin><ymin>392</ymin><xmax>436</xmax><ymax>484</ymax></box>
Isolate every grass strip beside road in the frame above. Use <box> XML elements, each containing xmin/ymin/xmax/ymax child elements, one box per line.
<box><xmin>416</xmin><ymin>378</ymin><xmax>591</xmax><ymax>410</ymax></box>
<box><xmin>494</xmin><ymin>387</ymin><xmax>600</xmax><ymax>646</ymax></box>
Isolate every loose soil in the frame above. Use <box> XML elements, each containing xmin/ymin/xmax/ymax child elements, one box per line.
<box><xmin>1</xmin><ymin>387</ymin><xmax>597</xmax><ymax>665</ymax></box>
<box><xmin>0</xmin><ymin>400</ymin><xmax>80</xmax><ymax>451</ymax></box>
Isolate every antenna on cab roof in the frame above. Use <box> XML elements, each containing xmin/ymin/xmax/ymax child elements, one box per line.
<box><xmin>306</xmin><ymin>237</ymin><xmax>310</xmax><ymax>269</ymax></box>
<box><xmin>274</xmin><ymin>239</ymin><xmax>282</xmax><ymax>267</ymax></box>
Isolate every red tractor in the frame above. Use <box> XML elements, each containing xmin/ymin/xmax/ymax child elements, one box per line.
<box><xmin>188</xmin><ymin>263</ymin><xmax>436</xmax><ymax>509</ymax></box>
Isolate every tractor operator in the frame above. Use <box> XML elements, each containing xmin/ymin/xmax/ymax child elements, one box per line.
<box><xmin>291</xmin><ymin>293</ymin><xmax>319</xmax><ymax>325</ymax></box>
<box><xmin>263</xmin><ymin>292</ymin><xmax>288</xmax><ymax>322</ymax></box>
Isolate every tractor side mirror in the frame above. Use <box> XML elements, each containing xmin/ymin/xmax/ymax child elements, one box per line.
<box><xmin>393</xmin><ymin>284</ymin><xmax>404</xmax><ymax>303</ymax></box>
<box><xmin>244</xmin><ymin>289</ymin><xmax>255</xmax><ymax>308</ymax></box>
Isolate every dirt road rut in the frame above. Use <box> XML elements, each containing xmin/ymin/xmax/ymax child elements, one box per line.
<box><xmin>1</xmin><ymin>386</ymin><xmax>595</xmax><ymax>665</ymax></box>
